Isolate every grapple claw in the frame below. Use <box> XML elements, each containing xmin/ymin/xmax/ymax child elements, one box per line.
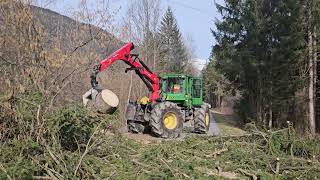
<box><xmin>82</xmin><ymin>88</ymin><xmax>99</xmax><ymax>107</ymax></box>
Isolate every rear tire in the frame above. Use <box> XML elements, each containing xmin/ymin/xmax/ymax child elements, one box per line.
<box><xmin>194</xmin><ymin>103</ymin><xmax>210</xmax><ymax>134</ymax></box>
<box><xmin>149</xmin><ymin>102</ymin><xmax>183</xmax><ymax>138</ymax></box>
<box><xmin>127</xmin><ymin>121</ymin><xmax>147</xmax><ymax>133</ymax></box>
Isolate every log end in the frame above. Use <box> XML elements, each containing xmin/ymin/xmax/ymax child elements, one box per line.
<box><xmin>83</xmin><ymin>89</ymin><xmax>119</xmax><ymax>114</ymax></box>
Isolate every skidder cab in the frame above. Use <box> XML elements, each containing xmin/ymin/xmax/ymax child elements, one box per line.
<box><xmin>160</xmin><ymin>74</ymin><xmax>203</xmax><ymax>107</ymax></box>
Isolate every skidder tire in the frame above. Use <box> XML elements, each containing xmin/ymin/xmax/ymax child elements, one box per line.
<box><xmin>194</xmin><ymin>103</ymin><xmax>210</xmax><ymax>134</ymax></box>
<box><xmin>127</xmin><ymin>121</ymin><xmax>146</xmax><ymax>133</ymax></box>
<box><xmin>149</xmin><ymin>102</ymin><xmax>183</xmax><ymax>138</ymax></box>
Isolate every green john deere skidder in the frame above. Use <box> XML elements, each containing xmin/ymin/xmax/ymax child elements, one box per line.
<box><xmin>83</xmin><ymin>42</ymin><xmax>211</xmax><ymax>138</ymax></box>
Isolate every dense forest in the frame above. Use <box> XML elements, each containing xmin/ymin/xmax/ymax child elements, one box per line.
<box><xmin>0</xmin><ymin>0</ymin><xmax>319</xmax><ymax>179</ymax></box>
<box><xmin>204</xmin><ymin>0</ymin><xmax>320</xmax><ymax>135</ymax></box>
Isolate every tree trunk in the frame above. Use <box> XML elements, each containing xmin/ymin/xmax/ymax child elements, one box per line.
<box><xmin>93</xmin><ymin>89</ymin><xmax>119</xmax><ymax>114</ymax></box>
<box><xmin>153</xmin><ymin>34</ymin><xmax>156</xmax><ymax>72</ymax></box>
<box><xmin>268</xmin><ymin>103</ymin><xmax>273</xmax><ymax>129</ymax></box>
<box><xmin>313</xmin><ymin>28</ymin><xmax>318</xmax><ymax>133</ymax></box>
<box><xmin>308</xmin><ymin>21</ymin><xmax>316</xmax><ymax>135</ymax></box>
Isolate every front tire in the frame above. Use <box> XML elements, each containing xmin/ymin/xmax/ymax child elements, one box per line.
<box><xmin>149</xmin><ymin>102</ymin><xmax>184</xmax><ymax>138</ymax></box>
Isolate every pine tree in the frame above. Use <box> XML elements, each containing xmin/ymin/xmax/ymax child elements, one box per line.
<box><xmin>158</xmin><ymin>7</ymin><xmax>188</xmax><ymax>73</ymax></box>
<box><xmin>208</xmin><ymin>0</ymin><xmax>309</xmax><ymax>131</ymax></box>
<box><xmin>202</xmin><ymin>55</ymin><xmax>235</xmax><ymax>108</ymax></box>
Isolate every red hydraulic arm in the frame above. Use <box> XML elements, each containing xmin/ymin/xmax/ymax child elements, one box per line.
<box><xmin>91</xmin><ymin>42</ymin><xmax>161</xmax><ymax>102</ymax></box>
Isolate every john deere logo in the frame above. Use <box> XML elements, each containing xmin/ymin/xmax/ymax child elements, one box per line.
<box><xmin>166</xmin><ymin>96</ymin><xmax>175</xmax><ymax>100</ymax></box>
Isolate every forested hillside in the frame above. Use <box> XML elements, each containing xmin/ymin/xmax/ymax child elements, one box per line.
<box><xmin>0</xmin><ymin>2</ymin><xmax>124</xmax><ymax>107</ymax></box>
<box><xmin>204</xmin><ymin>0</ymin><xmax>320</xmax><ymax>135</ymax></box>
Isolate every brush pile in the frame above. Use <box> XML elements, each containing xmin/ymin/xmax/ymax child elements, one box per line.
<box><xmin>1</xmin><ymin>121</ymin><xmax>319</xmax><ymax>178</ymax></box>
<box><xmin>0</xmin><ymin>91</ymin><xmax>319</xmax><ymax>179</ymax></box>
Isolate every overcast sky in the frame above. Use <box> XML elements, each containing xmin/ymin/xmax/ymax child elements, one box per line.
<box><xmin>36</xmin><ymin>0</ymin><xmax>224</xmax><ymax>61</ymax></box>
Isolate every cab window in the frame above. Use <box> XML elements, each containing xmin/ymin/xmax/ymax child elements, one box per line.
<box><xmin>164</xmin><ymin>78</ymin><xmax>184</xmax><ymax>94</ymax></box>
<box><xmin>193</xmin><ymin>79</ymin><xmax>201</xmax><ymax>98</ymax></box>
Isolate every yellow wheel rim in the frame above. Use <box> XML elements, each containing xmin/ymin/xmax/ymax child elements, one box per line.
<box><xmin>205</xmin><ymin>113</ymin><xmax>210</xmax><ymax>127</ymax></box>
<box><xmin>163</xmin><ymin>112</ymin><xmax>178</xmax><ymax>130</ymax></box>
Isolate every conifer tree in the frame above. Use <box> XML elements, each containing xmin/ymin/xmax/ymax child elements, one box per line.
<box><xmin>207</xmin><ymin>0</ymin><xmax>310</xmax><ymax>131</ymax></box>
<box><xmin>158</xmin><ymin>7</ymin><xmax>188</xmax><ymax>73</ymax></box>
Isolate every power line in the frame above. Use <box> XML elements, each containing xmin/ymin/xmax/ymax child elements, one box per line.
<box><xmin>166</xmin><ymin>0</ymin><xmax>214</xmax><ymax>19</ymax></box>
<box><xmin>169</xmin><ymin>0</ymin><xmax>203</xmax><ymax>13</ymax></box>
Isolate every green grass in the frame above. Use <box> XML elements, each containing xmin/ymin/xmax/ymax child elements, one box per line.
<box><xmin>213</xmin><ymin>112</ymin><xmax>247</xmax><ymax>136</ymax></box>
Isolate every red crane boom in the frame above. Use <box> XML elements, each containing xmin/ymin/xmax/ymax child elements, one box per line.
<box><xmin>90</xmin><ymin>42</ymin><xmax>161</xmax><ymax>102</ymax></box>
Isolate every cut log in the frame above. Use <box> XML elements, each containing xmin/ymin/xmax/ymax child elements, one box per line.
<box><xmin>83</xmin><ymin>89</ymin><xmax>119</xmax><ymax>114</ymax></box>
<box><xmin>93</xmin><ymin>89</ymin><xmax>119</xmax><ymax>114</ymax></box>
